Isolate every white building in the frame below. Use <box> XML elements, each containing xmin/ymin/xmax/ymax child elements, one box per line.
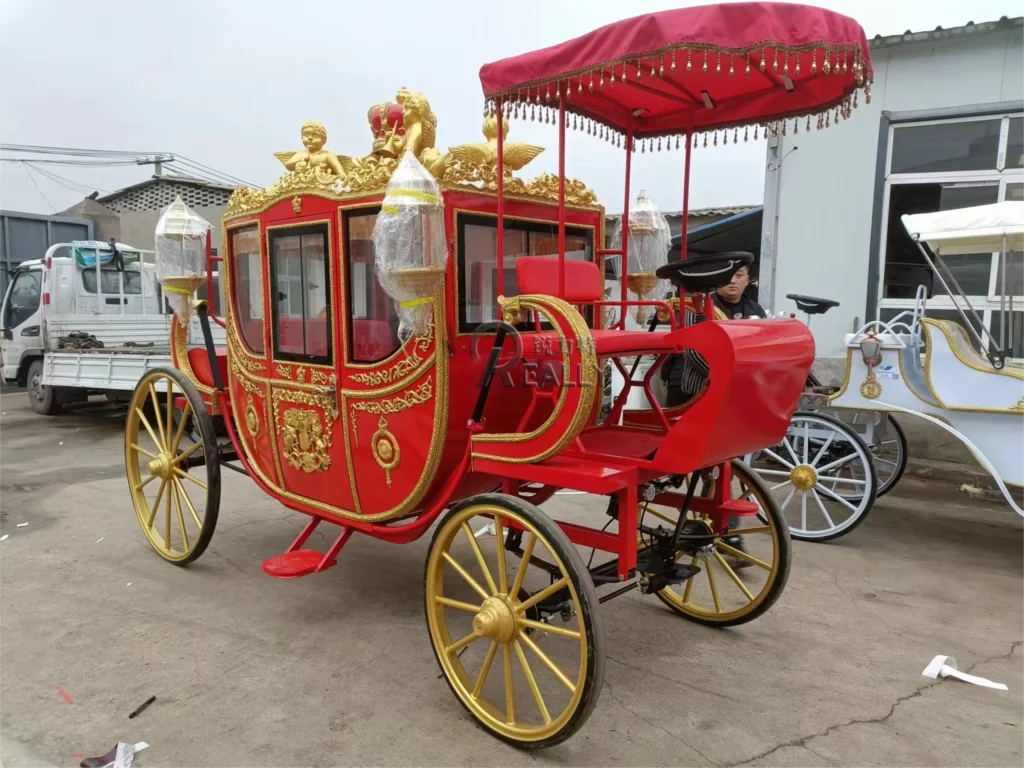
<box><xmin>761</xmin><ymin>16</ymin><xmax>1023</xmax><ymax>380</ymax></box>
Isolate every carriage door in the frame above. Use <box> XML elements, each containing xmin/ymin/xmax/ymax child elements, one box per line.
<box><xmin>266</xmin><ymin>220</ymin><xmax>354</xmax><ymax>512</ymax></box>
<box><xmin>339</xmin><ymin>206</ymin><xmax>446</xmax><ymax>517</ymax></box>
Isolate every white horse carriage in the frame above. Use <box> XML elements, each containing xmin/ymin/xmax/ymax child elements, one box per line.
<box><xmin>834</xmin><ymin>202</ymin><xmax>1023</xmax><ymax>511</ymax></box>
<box><xmin>751</xmin><ymin>202</ymin><xmax>1023</xmax><ymax>540</ymax></box>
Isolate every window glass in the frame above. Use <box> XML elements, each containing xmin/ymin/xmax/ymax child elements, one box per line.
<box><xmin>890</xmin><ymin>119</ymin><xmax>1001</xmax><ymax>174</ymax></box>
<box><xmin>270</xmin><ymin>225</ymin><xmax>331</xmax><ymax>362</ymax></box>
<box><xmin>230</xmin><ymin>227</ymin><xmax>265</xmax><ymax>354</ymax></box>
<box><xmin>3</xmin><ymin>270</ymin><xmax>41</xmax><ymax>328</ymax></box>
<box><xmin>82</xmin><ymin>269</ymin><xmax>142</xmax><ymax>295</ymax></box>
<box><xmin>195</xmin><ymin>274</ymin><xmax>223</xmax><ymax>317</ymax></box>
<box><xmin>345</xmin><ymin>209</ymin><xmax>401</xmax><ymax>363</ymax></box>
<box><xmin>882</xmin><ymin>183</ymin><xmax>999</xmax><ymax>299</ymax></box>
<box><xmin>458</xmin><ymin>214</ymin><xmax>592</xmax><ymax>332</ymax></box>
<box><xmin>1006</xmin><ymin>118</ymin><xmax>1023</xmax><ymax>170</ymax></box>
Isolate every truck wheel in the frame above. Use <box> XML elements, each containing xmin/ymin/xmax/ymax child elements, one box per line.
<box><xmin>27</xmin><ymin>360</ymin><xmax>61</xmax><ymax>415</ymax></box>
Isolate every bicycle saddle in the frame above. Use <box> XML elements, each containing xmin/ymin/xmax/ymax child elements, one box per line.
<box><xmin>655</xmin><ymin>251</ymin><xmax>754</xmax><ymax>293</ymax></box>
<box><xmin>786</xmin><ymin>294</ymin><xmax>840</xmax><ymax>315</ymax></box>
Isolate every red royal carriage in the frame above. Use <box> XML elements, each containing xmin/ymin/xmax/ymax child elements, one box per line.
<box><xmin>124</xmin><ymin>2</ymin><xmax>872</xmax><ymax>747</ymax></box>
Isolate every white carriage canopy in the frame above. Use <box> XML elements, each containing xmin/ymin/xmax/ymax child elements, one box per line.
<box><xmin>902</xmin><ymin>202</ymin><xmax>1024</xmax><ymax>255</ymax></box>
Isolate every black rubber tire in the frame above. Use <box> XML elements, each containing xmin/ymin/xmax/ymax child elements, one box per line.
<box><xmin>125</xmin><ymin>366</ymin><xmax>220</xmax><ymax>565</ymax></box>
<box><xmin>424</xmin><ymin>493</ymin><xmax>605</xmax><ymax>750</ymax></box>
<box><xmin>655</xmin><ymin>460</ymin><xmax>792</xmax><ymax>627</ymax></box>
<box><xmin>875</xmin><ymin>415</ymin><xmax>908</xmax><ymax>498</ymax></box>
<box><xmin>26</xmin><ymin>359</ymin><xmax>61</xmax><ymax>415</ymax></box>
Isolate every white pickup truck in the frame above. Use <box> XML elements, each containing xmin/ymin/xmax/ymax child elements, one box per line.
<box><xmin>0</xmin><ymin>241</ymin><xmax>224</xmax><ymax>415</ymax></box>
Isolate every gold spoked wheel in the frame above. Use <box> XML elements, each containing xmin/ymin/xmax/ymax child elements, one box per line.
<box><xmin>643</xmin><ymin>460</ymin><xmax>791</xmax><ymax>627</ymax></box>
<box><xmin>125</xmin><ymin>367</ymin><xmax>220</xmax><ymax>565</ymax></box>
<box><xmin>424</xmin><ymin>494</ymin><xmax>604</xmax><ymax>749</ymax></box>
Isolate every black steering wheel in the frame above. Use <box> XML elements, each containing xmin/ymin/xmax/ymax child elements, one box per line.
<box><xmin>655</xmin><ymin>251</ymin><xmax>754</xmax><ymax>293</ymax></box>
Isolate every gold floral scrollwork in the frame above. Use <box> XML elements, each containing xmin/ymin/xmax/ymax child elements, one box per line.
<box><xmin>282</xmin><ymin>408</ymin><xmax>333</xmax><ymax>473</ymax></box>
<box><xmin>311</xmin><ymin>369</ymin><xmax>332</xmax><ymax>385</ymax></box>
<box><xmin>860</xmin><ymin>370</ymin><xmax>882</xmax><ymax>400</ymax></box>
<box><xmin>245</xmin><ymin>395</ymin><xmax>260</xmax><ymax>439</ymax></box>
<box><xmin>292</xmin><ymin>196</ymin><xmax>302</xmax><ymax>214</ymax></box>
<box><xmin>350</xmin><ymin>378</ymin><xmax>433</xmax><ymax>416</ymax></box>
<box><xmin>349</xmin><ymin>337</ymin><xmax>430</xmax><ymax>386</ymax></box>
<box><xmin>522</xmin><ymin>172</ymin><xmax>598</xmax><ymax>207</ymax></box>
<box><xmin>276</xmin><ymin>364</ymin><xmax>292</xmax><ymax>379</ymax></box>
<box><xmin>370</xmin><ymin>416</ymin><xmax>401</xmax><ymax>487</ymax></box>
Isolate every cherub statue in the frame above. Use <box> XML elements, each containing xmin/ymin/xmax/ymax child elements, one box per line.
<box><xmin>447</xmin><ymin>115</ymin><xmax>544</xmax><ymax>173</ymax></box>
<box><xmin>275</xmin><ymin>121</ymin><xmax>347</xmax><ymax>179</ymax></box>
<box><xmin>396</xmin><ymin>88</ymin><xmax>448</xmax><ymax>177</ymax></box>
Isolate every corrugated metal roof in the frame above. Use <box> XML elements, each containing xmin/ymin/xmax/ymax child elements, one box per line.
<box><xmin>607</xmin><ymin>205</ymin><xmax>758</xmax><ymax>220</ymax></box>
<box><xmin>871</xmin><ymin>15</ymin><xmax>1022</xmax><ymax>49</ymax></box>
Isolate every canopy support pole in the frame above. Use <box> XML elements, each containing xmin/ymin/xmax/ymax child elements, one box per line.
<box><xmin>681</xmin><ymin>128</ymin><xmax>692</xmax><ymax>261</ymax></box>
<box><xmin>558</xmin><ymin>98</ymin><xmax>566</xmax><ymax>299</ymax></box>
<box><xmin>496</xmin><ymin>99</ymin><xmax>505</xmax><ymax>312</ymax></box>
<box><xmin>620</xmin><ymin>126</ymin><xmax>633</xmax><ymax>329</ymax></box>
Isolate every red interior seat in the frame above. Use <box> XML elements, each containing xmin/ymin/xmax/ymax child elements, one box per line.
<box><xmin>187</xmin><ymin>347</ymin><xmax>228</xmax><ymax>388</ymax></box>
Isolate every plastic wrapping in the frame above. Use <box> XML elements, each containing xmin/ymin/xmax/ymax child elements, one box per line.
<box><xmin>154</xmin><ymin>197</ymin><xmax>211</xmax><ymax>320</ymax></box>
<box><xmin>372</xmin><ymin>152</ymin><xmax>448</xmax><ymax>339</ymax></box>
<box><xmin>613</xmin><ymin>190</ymin><xmax>671</xmax><ymax>323</ymax></box>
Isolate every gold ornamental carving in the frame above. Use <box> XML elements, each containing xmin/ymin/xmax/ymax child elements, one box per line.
<box><xmin>350</xmin><ymin>378</ymin><xmax>433</xmax><ymax>415</ymax></box>
<box><xmin>224</xmin><ymin>89</ymin><xmax>600</xmax><ymax>219</ymax></box>
<box><xmin>245</xmin><ymin>395</ymin><xmax>260</xmax><ymax>439</ymax></box>
<box><xmin>282</xmin><ymin>408</ymin><xmax>333</xmax><ymax>473</ymax></box>
<box><xmin>370</xmin><ymin>416</ymin><xmax>401</xmax><ymax>487</ymax></box>
<box><xmin>276</xmin><ymin>364</ymin><xmax>292</xmax><ymax>379</ymax></box>
<box><xmin>310</xmin><ymin>368</ymin><xmax>332</xmax><ymax>385</ymax></box>
<box><xmin>349</xmin><ymin>336</ymin><xmax>431</xmax><ymax>387</ymax></box>
<box><xmin>860</xmin><ymin>370</ymin><xmax>882</xmax><ymax>400</ymax></box>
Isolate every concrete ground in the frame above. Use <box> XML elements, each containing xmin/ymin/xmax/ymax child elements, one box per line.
<box><xmin>0</xmin><ymin>390</ymin><xmax>1021</xmax><ymax>767</ymax></box>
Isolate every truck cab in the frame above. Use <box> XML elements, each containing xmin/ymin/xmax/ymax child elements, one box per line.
<box><xmin>0</xmin><ymin>260</ymin><xmax>44</xmax><ymax>385</ymax></box>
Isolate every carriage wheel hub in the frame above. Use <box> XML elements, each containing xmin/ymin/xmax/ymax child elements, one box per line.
<box><xmin>790</xmin><ymin>464</ymin><xmax>818</xmax><ymax>492</ymax></box>
<box><xmin>472</xmin><ymin>596</ymin><xmax>516</xmax><ymax>642</ymax></box>
<box><xmin>147</xmin><ymin>453</ymin><xmax>174</xmax><ymax>480</ymax></box>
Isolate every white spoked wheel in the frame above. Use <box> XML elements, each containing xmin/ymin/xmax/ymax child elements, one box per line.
<box><xmin>749</xmin><ymin>411</ymin><xmax>878</xmax><ymax>542</ymax></box>
<box><xmin>846</xmin><ymin>412</ymin><xmax>908</xmax><ymax>498</ymax></box>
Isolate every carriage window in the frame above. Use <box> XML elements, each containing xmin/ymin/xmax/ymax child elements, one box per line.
<box><xmin>269</xmin><ymin>224</ymin><xmax>332</xmax><ymax>363</ymax></box>
<box><xmin>230</xmin><ymin>227</ymin><xmax>265</xmax><ymax>354</ymax></box>
<box><xmin>457</xmin><ymin>213</ymin><xmax>592</xmax><ymax>332</ymax></box>
<box><xmin>344</xmin><ymin>208</ymin><xmax>401</xmax><ymax>363</ymax></box>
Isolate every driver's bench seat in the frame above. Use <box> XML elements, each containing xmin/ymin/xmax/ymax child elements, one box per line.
<box><xmin>515</xmin><ymin>257</ymin><xmax>676</xmax><ymax>356</ymax></box>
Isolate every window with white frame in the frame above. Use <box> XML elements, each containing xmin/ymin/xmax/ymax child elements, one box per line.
<box><xmin>879</xmin><ymin>113</ymin><xmax>1023</xmax><ymax>358</ymax></box>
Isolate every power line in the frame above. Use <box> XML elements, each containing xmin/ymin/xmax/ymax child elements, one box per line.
<box><xmin>1</xmin><ymin>143</ymin><xmax>257</xmax><ymax>187</ymax></box>
<box><xmin>24</xmin><ymin>162</ymin><xmax>110</xmax><ymax>196</ymax></box>
<box><xmin>21</xmin><ymin>164</ymin><xmax>55</xmax><ymax>212</ymax></box>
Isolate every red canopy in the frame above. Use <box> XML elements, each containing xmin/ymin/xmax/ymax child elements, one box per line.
<box><xmin>479</xmin><ymin>3</ymin><xmax>872</xmax><ymax>143</ymax></box>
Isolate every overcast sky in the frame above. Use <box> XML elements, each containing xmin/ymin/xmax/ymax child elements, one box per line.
<box><xmin>1</xmin><ymin>0</ymin><xmax>1019</xmax><ymax>217</ymax></box>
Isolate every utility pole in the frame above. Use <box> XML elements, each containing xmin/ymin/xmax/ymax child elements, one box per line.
<box><xmin>136</xmin><ymin>154</ymin><xmax>175</xmax><ymax>177</ymax></box>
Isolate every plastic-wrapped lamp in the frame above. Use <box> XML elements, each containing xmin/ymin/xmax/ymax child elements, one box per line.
<box><xmin>372</xmin><ymin>152</ymin><xmax>449</xmax><ymax>339</ymax></box>
<box><xmin>154</xmin><ymin>196</ymin><xmax>212</xmax><ymax>321</ymax></box>
<box><xmin>620</xmin><ymin>190</ymin><xmax>671</xmax><ymax>323</ymax></box>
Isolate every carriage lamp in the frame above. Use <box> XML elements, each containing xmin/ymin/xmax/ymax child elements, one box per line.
<box><xmin>622</xmin><ymin>190</ymin><xmax>671</xmax><ymax>323</ymax></box>
<box><xmin>859</xmin><ymin>330</ymin><xmax>883</xmax><ymax>367</ymax></box>
<box><xmin>154</xmin><ymin>196</ymin><xmax>212</xmax><ymax>321</ymax></box>
<box><xmin>373</xmin><ymin>153</ymin><xmax>448</xmax><ymax>339</ymax></box>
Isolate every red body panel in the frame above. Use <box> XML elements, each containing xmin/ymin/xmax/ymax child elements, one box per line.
<box><xmin>652</xmin><ymin>318</ymin><xmax>815</xmax><ymax>472</ymax></box>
